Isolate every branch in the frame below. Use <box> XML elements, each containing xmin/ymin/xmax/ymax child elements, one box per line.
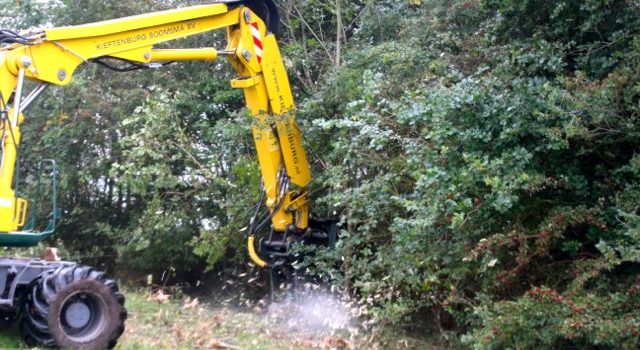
<box><xmin>291</xmin><ymin>4</ymin><xmax>335</xmax><ymax>65</ymax></box>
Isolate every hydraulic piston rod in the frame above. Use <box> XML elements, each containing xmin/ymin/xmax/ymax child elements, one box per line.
<box><xmin>150</xmin><ymin>48</ymin><xmax>220</xmax><ymax>61</ymax></box>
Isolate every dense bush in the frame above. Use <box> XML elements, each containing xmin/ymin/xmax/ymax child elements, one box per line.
<box><xmin>295</xmin><ymin>0</ymin><xmax>640</xmax><ymax>347</ymax></box>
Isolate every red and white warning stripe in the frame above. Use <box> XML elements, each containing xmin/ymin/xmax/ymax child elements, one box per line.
<box><xmin>250</xmin><ymin>22</ymin><xmax>263</xmax><ymax>63</ymax></box>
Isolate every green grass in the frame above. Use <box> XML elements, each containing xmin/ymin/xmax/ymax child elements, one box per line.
<box><xmin>0</xmin><ymin>326</ymin><xmax>24</xmax><ymax>350</ymax></box>
<box><xmin>0</xmin><ymin>291</ymin><xmax>335</xmax><ymax>350</ymax></box>
<box><xmin>0</xmin><ymin>290</ymin><xmax>438</xmax><ymax>349</ymax></box>
<box><xmin>118</xmin><ymin>291</ymin><xmax>296</xmax><ymax>350</ymax></box>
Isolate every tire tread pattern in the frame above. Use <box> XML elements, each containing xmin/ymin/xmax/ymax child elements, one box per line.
<box><xmin>20</xmin><ymin>265</ymin><xmax>126</xmax><ymax>349</ymax></box>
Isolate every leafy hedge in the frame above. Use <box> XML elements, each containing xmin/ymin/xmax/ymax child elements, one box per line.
<box><xmin>295</xmin><ymin>0</ymin><xmax>640</xmax><ymax>347</ymax></box>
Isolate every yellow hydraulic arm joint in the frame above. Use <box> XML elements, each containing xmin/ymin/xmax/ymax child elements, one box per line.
<box><xmin>0</xmin><ymin>1</ymin><xmax>314</xmax><ymax>267</ymax></box>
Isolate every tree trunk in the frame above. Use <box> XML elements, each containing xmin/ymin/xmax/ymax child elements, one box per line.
<box><xmin>336</xmin><ymin>0</ymin><xmax>342</xmax><ymax>67</ymax></box>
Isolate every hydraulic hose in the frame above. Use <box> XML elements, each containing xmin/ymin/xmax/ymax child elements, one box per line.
<box><xmin>247</xmin><ymin>235</ymin><xmax>268</xmax><ymax>268</ymax></box>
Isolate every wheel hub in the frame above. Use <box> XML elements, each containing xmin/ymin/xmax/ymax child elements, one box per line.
<box><xmin>64</xmin><ymin>299</ymin><xmax>91</xmax><ymax>329</ymax></box>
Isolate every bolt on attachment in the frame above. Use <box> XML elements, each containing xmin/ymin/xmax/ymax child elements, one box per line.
<box><xmin>242</xmin><ymin>49</ymin><xmax>252</xmax><ymax>61</ymax></box>
<box><xmin>57</xmin><ymin>69</ymin><xmax>67</xmax><ymax>81</ymax></box>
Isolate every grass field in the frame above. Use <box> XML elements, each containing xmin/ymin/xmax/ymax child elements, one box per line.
<box><xmin>0</xmin><ymin>288</ymin><xmax>438</xmax><ymax>350</ymax></box>
<box><xmin>0</xmin><ymin>290</ymin><xmax>356</xmax><ymax>350</ymax></box>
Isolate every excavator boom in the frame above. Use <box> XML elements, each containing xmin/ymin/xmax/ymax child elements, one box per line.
<box><xmin>0</xmin><ymin>2</ymin><xmax>334</xmax><ymax>348</ymax></box>
<box><xmin>0</xmin><ymin>1</ymin><xmax>317</xmax><ymax>268</ymax></box>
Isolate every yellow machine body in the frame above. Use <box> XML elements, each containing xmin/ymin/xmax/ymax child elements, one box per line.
<box><xmin>0</xmin><ymin>1</ymin><xmax>313</xmax><ymax>267</ymax></box>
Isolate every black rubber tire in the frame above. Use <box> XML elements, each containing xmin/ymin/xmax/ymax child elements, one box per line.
<box><xmin>20</xmin><ymin>265</ymin><xmax>126</xmax><ymax>349</ymax></box>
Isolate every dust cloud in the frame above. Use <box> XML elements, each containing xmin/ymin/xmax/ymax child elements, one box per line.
<box><xmin>264</xmin><ymin>287</ymin><xmax>356</xmax><ymax>337</ymax></box>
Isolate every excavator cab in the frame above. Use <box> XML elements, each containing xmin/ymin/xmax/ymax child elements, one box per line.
<box><xmin>0</xmin><ymin>71</ymin><xmax>60</xmax><ymax>247</ymax></box>
<box><xmin>0</xmin><ymin>159</ymin><xmax>61</xmax><ymax>247</ymax></box>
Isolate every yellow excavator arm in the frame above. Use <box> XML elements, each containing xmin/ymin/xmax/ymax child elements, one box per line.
<box><xmin>0</xmin><ymin>1</ymin><xmax>318</xmax><ymax>268</ymax></box>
